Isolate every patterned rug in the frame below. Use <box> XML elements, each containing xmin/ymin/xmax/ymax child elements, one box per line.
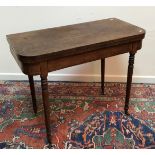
<box><xmin>0</xmin><ymin>81</ymin><xmax>155</xmax><ymax>149</ymax></box>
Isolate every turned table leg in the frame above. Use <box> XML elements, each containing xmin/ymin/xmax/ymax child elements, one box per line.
<box><xmin>125</xmin><ymin>52</ymin><xmax>135</xmax><ymax>115</ymax></box>
<box><xmin>28</xmin><ymin>75</ymin><xmax>37</xmax><ymax>114</ymax></box>
<box><xmin>101</xmin><ymin>58</ymin><xmax>105</xmax><ymax>95</ymax></box>
<box><xmin>40</xmin><ymin>74</ymin><xmax>52</xmax><ymax>147</ymax></box>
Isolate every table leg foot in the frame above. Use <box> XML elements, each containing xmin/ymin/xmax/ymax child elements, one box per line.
<box><xmin>101</xmin><ymin>58</ymin><xmax>105</xmax><ymax>95</ymax></box>
<box><xmin>125</xmin><ymin>52</ymin><xmax>135</xmax><ymax>115</ymax></box>
<box><xmin>124</xmin><ymin>108</ymin><xmax>130</xmax><ymax>116</ymax></box>
<box><xmin>47</xmin><ymin>143</ymin><xmax>52</xmax><ymax>149</ymax></box>
<box><xmin>28</xmin><ymin>75</ymin><xmax>37</xmax><ymax>114</ymax></box>
<box><xmin>40</xmin><ymin>74</ymin><xmax>52</xmax><ymax>145</ymax></box>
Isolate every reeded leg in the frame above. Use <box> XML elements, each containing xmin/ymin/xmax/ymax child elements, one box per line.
<box><xmin>28</xmin><ymin>75</ymin><xmax>37</xmax><ymax>114</ymax></box>
<box><xmin>125</xmin><ymin>53</ymin><xmax>135</xmax><ymax>115</ymax></box>
<box><xmin>101</xmin><ymin>58</ymin><xmax>105</xmax><ymax>95</ymax></box>
<box><xmin>40</xmin><ymin>74</ymin><xmax>51</xmax><ymax>147</ymax></box>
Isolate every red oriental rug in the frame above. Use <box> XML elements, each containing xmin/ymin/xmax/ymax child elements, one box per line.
<box><xmin>0</xmin><ymin>81</ymin><xmax>155</xmax><ymax>149</ymax></box>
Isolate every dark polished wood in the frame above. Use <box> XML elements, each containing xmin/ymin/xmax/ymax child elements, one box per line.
<box><xmin>28</xmin><ymin>75</ymin><xmax>37</xmax><ymax>114</ymax></box>
<box><xmin>7</xmin><ymin>18</ymin><xmax>145</xmax><ymax>64</ymax></box>
<box><xmin>40</xmin><ymin>74</ymin><xmax>51</xmax><ymax>147</ymax></box>
<box><xmin>39</xmin><ymin>62</ymin><xmax>52</xmax><ymax>146</ymax></box>
<box><xmin>101</xmin><ymin>59</ymin><xmax>105</xmax><ymax>95</ymax></box>
<box><xmin>125</xmin><ymin>53</ymin><xmax>135</xmax><ymax>115</ymax></box>
<box><xmin>6</xmin><ymin>18</ymin><xmax>145</xmax><ymax>146</ymax></box>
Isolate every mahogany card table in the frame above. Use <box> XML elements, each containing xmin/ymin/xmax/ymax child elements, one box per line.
<box><xmin>6</xmin><ymin>18</ymin><xmax>145</xmax><ymax>147</ymax></box>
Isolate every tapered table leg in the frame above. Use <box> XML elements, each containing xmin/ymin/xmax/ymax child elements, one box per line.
<box><xmin>28</xmin><ymin>75</ymin><xmax>37</xmax><ymax>114</ymax></box>
<box><xmin>101</xmin><ymin>58</ymin><xmax>105</xmax><ymax>95</ymax></box>
<box><xmin>40</xmin><ymin>74</ymin><xmax>52</xmax><ymax>147</ymax></box>
<box><xmin>125</xmin><ymin>53</ymin><xmax>135</xmax><ymax>115</ymax></box>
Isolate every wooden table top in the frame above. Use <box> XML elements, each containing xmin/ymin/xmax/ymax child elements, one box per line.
<box><xmin>7</xmin><ymin>18</ymin><xmax>145</xmax><ymax>63</ymax></box>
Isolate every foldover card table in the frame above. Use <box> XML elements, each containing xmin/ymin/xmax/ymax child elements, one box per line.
<box><xmin>7</xmin><ymin>18</ymin><xmax>145</xmax><ymax>147</ymax></box>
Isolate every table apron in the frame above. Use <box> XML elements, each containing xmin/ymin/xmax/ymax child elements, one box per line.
<box><xmin>21</xmin><ymin>41</ymin><xmax>142</xmax><ymax>75</ymax></box>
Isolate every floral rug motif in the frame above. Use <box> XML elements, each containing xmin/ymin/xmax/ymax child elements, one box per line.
<box><xmin>0</xmin><ymin>81</ymin><xmax>155</xmax><ymax>149</ymax></box>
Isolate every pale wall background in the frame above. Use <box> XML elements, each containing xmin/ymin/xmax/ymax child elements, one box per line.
<box><xmin>0</xmin><ymin>6</ymin><xmax>155</xmax><ymax>83</ymax></box>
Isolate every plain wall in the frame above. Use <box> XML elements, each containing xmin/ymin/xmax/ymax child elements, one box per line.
<box><xmin>0</xmin><ymin>6</ymin><xmax>155</xmax><ymax>82</ymax></box>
